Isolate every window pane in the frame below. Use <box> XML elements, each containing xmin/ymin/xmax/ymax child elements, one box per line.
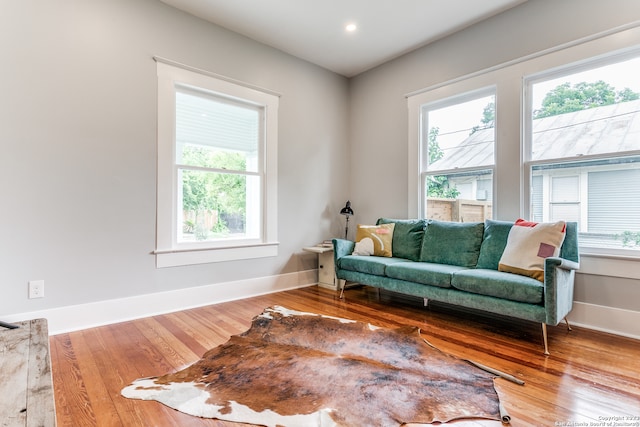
<box><xmin>178</xmin><ymin>169</ymin><xmax>261</xmax><ymax>243</ymax></box>
<box><xmin>550</xmin><ymin>204</ymin><xmax>580</xmax><ymax>225</ymax></box>
<box><xmin>424</xmin><ymin>94</ymin><xmax>495</xmax><ymax>172</ymax></box>
<box><xmin>531</xmin><ymin>175</ymin><xmax>543</xmax><ymax>222</ymax></box>
<box><xmin>179</xmin><ymin>144</ymin><xmax>251</xmax><ymax>173</ymax></box>
<box><xmin>551</xmin><ymin>176</ymin><xmax>579</xmax><ymax>203</ymax></box>
<box><xmin>176</xmin><ymin>89</ymin><xmax>260</xmax><ymax>172</ymax></box>
<box><xmin>424</xmin><ymin>170</ymin><xmax>493</xmax><ymax>222</ymax></box>
<box><xmin>532</xmin><ymin>156</ymin><xmax>640</xmax><ymax>250</ymax></box>
<box><xmin>531</xmin><ymin>57</ymin><xmax>640</xmax><ymax>161</ymax></box>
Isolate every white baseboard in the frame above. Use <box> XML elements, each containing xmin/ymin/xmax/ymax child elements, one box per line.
<box><xmin>7</xmin><ymin>272</ymin><xmax>638</xmax><ymax>342</ymax></box>
<box><xmin>5</xmin><ymin>269</ymin><xmax>318</xmax><ymax>335</ymax></box>
<box><xmin>568</xmin><ymin>301</ymin><xmax>640</xmax><ymax>340</ymax></box>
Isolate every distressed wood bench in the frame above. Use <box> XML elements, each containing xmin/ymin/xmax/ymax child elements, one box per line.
<box><xmin>0</xmin><ymin>319</ymin><xmax>56</xmax><ymax>427</ymax></box>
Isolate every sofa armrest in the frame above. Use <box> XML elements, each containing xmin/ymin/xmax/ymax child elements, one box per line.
<box><xmin>545</xmin><ymin>256</ymin><xmax>580</xmax><ymax>271</ymax></box>
<box><xmin>332</xmin><ymin>238</ymin><xmax>355</xmax><ymax>260</ymax></box>
<box><xmin>543</xmin><ymin>256</ymin><xmax>579</xmax><ymax>325</ymax></box>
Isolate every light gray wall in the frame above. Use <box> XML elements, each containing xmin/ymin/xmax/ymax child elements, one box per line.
<box><xmin>348</xmin><ymin>0</ymin><xmax>640</xmax><ymax>313</ymax></box>
<box><xmin>0</xmin><ymin>0</ymin><xmax>350</xmax><ymax>316</ymax></box>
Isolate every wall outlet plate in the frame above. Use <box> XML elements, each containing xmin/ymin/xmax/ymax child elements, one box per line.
<box><xmin>28</xmin><ymin>280</ymin><xmax>45</xmax><ymax>299</ymax></box>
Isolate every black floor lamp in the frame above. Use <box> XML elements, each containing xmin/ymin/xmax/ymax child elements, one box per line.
<box><xmin>340</xmin><ymin>201</ymin><xmax>354</xmax><ymax>239</ymax></box>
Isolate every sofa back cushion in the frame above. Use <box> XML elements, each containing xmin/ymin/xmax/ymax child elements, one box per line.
<box><xmin>419</xmin><ymin>220</ymin><xmax>484</xmax><ymax>268</ymax></box>
<box><xmin>476</xmin><ymin>220</ymin><xmax>514</xmax><ymax>270</ymax></box>
<box><xmin>377</xmin><ymin>218</ymin><xmax>426</xmax><ymax>261</ymax></box>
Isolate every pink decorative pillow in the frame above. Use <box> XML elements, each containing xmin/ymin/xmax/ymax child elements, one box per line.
<box><xmin>498</xmin><ymin>219</ymin><xmax>566</xmax><ymax>281</ymax></box>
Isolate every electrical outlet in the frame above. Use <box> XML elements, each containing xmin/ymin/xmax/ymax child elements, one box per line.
<box><xmin>28</xmin><ymin>280</ymin><xmax>45</xmax><ymax>299</ymax></box>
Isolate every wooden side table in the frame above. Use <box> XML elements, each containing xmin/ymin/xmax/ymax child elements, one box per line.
<box><xmin>302</xmin><ymin>246</ymin><xmax>336</xmax><ymax>290</ymax></box>
<box><xmin>0</xmin><ymin>319</ymin><xmax>56</xmax><ymax>427</ymax></box>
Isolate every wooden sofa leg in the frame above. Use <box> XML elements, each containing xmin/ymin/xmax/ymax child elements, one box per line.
<box><xmin>339</xmin><ymin>279</ymin><xmax>346</xmax><ymax>299</ymax></box>
<box><xmin>423</xmin><ymin>298</ymin><xmax>429</xmax><ymax>307</ymax></box>
<box><xmin>542</xmin><ymin>323</ymin><xmax>550</xmax><ymax>356</ymax></box>
<box><xmin>542</xmin><ymin>319</ymin><xmax>571</xmax><ymax>356</ymax></box>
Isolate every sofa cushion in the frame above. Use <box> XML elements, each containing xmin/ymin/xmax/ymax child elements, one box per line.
<box><xmin>451</xmin><ymin>269</ymin><xmax>544</xmax><ymax>304</ymax></box>
<box><xmin>352</xmin><ymin>224</ymin><xmax>395</xmax><ymax>257</ymax></box>
<box><xmin>498</xmin><ymin>219</ymin><xmax>566</xmax><ymax>282</ymax></box>
<box><xmin>419</xmin><ymin>220</ymin><xmax>484</xmax><ymax>268</ymax></box>
<box><xmin>377</xmin><ymin>218</ymin><xmax>426</xmax><ymax>261</ymax></box>
<box><xmin>385</xmin><ymin>262</ymin><xmax>467</xmax><ymax>288</ymax></box>
<box><xmin>476</xmin><ymin>220</ymin><xmax>514</xmax><ymax>270</ymax></box>
<box><xmin>339</xmin><ymin>255</ymin><xmax>409</xmax><ymax>276</ymax></box>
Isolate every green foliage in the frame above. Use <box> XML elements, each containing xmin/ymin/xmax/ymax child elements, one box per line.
<box><xmin>481</xmin><ymin>102</ymin><xmax>495</xmax><ymax>127</ymax></box>
<box><xmin>183</xmin><ymin>220</ymin><xmax>195</xmax><ymax>234</ymax></box>
<box><xmin>618</xmin><ymin>231</ymin><xmax>640</xmax><ymax>248</ymax></box>
<box><xmin>427</xmin><ymin>127</ymin><xmax>444</xmax><ymax>164</ymax></box>
<box><xmin>427</xmin><ymin>175</ymin><xmax>460</xmax><ymax>199</ymax></box>
<box><xmin>181</xmin><ymin>145</ymin><xmax>247</xmax><ymax>237</ymax></box>
<box><xmin>471</xmin><ymin>102</ymin><xmax>495</xmax><ymax>134</ymax></box>
<box><xmin>534</xmin><ymin>80</ymin><xmax>639</xmax><ymax>118</ymax></box>
<box><xmin>426</xmin><ymin>127</ymin><xmax>460</xmax><ymax>199</ymax></box>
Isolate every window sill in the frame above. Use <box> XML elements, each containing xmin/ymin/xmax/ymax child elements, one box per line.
<box><xmin>578</xmin><ymin>251</ymin><xmax>640</xmax><ymax>280</ymax></box>
<box><xmin>155</xmin><ymin>242</ymin><xmax>279</xmax><ymax>268</ymax></box>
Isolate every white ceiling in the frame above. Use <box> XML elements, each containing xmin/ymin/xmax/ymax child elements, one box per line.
<box><xmin>160</xmin><ymin>0</ymin><xmax>527</xmax><ymax>77</ymax></box>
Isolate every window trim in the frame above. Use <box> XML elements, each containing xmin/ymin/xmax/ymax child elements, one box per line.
<box><xmin>155</xmin><ymin>59</ymin><xmax>279</xmax><ymax>268</ymax></box>
<box><xmin>412</xmin><ymin>85</ymin><xmax>497</xmax><ymax>219</ymax></box>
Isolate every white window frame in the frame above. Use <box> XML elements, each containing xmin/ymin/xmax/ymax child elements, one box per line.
<box><xmin>154</xmin><ymin>59</ymin><xmax>279</xmax><ymax>268</ymax></box>
<box><xmin>409</xmin><ymin>83</ymin><xmax>497</xmax><ymax>219</ymax></box>
<box><xmin>523</xmin><ymin>48</ymin><xmax>640</xmax><ymax>258</ymax></box>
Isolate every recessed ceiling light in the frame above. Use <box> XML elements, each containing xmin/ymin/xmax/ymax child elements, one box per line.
<box><xmin>345</xmin><ymin>23</ymin><xmax>357</xmax><ymax>32</ymax></box>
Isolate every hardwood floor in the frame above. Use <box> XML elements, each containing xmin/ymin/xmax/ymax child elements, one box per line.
<box><xmin>50</xmin><ymin>285</ymin><xmax>640</xmax><ymax>427</ymax></box>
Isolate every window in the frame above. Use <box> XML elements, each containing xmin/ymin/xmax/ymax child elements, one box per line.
<box><xmin>419</xmin><ymin>89</ymin><xmax>496</xmax><ymax>222</ymax></box>
<box><xmin>525</xmin><ymin>52</ymin><xmax>640</xmax><ymax>254</ymax></box>
<box><xmin>409</xmin><ymin>25</ymin><xmax>640</xmax><ymax>273</ymax></box>
<box><xmin>155</xmin><ymin>60</ymin><xmax>279</xmax><ymax>267</ymax></box>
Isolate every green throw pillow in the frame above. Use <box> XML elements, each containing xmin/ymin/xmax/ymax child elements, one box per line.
<box><xmin>377</xmin><ymin>218</ymin><xmax>426</xmax><ymax>261</ymax></box>
<box><xmin>476</xmin><ymin>220</ymin><xmax>514</xmax><ymax>270</ymax></box>
<box><xmin>419</xmin><ymin>220</ymin><xmax>484</xmax><ymax>268</ymax></box>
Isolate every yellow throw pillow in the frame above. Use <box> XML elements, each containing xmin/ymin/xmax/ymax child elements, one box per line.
<box><xmin>498</xmin><ymin>219</ymin><xmax>566</xmax><ymax>281</ymax></box>
<box><xmin>352</xmin><ymin>224</ymin><xmax>395</xmax><ymax>257</ymax></box>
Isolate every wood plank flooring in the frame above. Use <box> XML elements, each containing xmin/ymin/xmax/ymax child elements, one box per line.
<box><xmin>50</xmin><ymin>285</ymin><xmax>640</xmax><ymax>427</ymax></box>
<box><xmin>1</xmin><ymin>319</ymin><xmax>56</xmax><ymax>427</ymax></box>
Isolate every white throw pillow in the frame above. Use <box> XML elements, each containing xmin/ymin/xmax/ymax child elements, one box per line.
<box><xmin>498</xmin><ymin>219</ymin><xmax>566</xmax><ymax>281</ymax></box>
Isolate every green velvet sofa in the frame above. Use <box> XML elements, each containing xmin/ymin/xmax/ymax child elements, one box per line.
<box><xmin>332</xmin><ymin>218</ymin><xmax>580</xmax><ymax>355</ymax></box>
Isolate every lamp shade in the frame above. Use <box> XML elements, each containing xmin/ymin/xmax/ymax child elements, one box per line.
<box><xmin>340</xmin><ymin>201</ymin><xmax>354</xmax><ymax>216</ymax></box>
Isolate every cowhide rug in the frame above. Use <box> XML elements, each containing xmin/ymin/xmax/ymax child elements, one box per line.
<box><xmin>122</xmin><ymin>306</ymin><xmax>511</xmax><ymax>426</ymax></box>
